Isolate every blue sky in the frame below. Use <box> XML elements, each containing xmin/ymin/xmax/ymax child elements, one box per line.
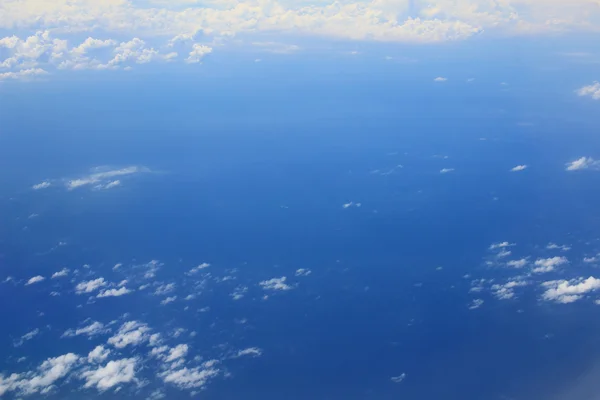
<box><xmin>2</xmin><ymin>1</ymin><xmax>600</xmax><ymax>399</ymax></box>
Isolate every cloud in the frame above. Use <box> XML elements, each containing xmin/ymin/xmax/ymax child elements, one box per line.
<box><xmin>25</xmin><ymin>275</ymin><xmax>45</xmax><ymax>285</ymax></box>
<box><xmin>440</xmin><ymin>168</ymin><xmax>454</xmax><ymax>173</ymax></box>
<box><xmin>154</xmin><ymin>283</ymin><xmax>176</xmax><ymax>295</ymax></box>
<box><xmin>185</xmin><ymin>44</ymin><xmax>212</xmax><ymax>64</ymax></box>
<box><xmin>75</xmin><ymin>278</ymin><xmax>107</xmax><ymax>294</ymax></box>
<box><xmin>32</xmin><ymin>181</ymin><xmax>51</xmax><ymax>190</ymax></box>
<box><xmin>14</xmin><ymin>328</ymin><xmax>40</xmax><ymax>347</ymax></box>
<box><xmin>51</xmin><ymin>268</ymin><xmax>69</xmax><ymax>279</ymax></box>
<box><xmin>547</xmin><ymin>243</ymin><xmax>571</xmax><ymax>251</ymax></box>
<box><xmin>107</xmin><ymin>321</ymin><xmax>150</xmax><ymax>348</ymax></box>
<box><xmin>510</xmin><ymin>165</ymin><xmax>527</xmax><ymax>172</ymax></box>
<box><xmin>188</xmin><ymin>263</ymin><xmax>210</xmax><ymax>274</ymax></box>
<box><xmin>506</xmin><ymin>258</ymin><xmax>528</xmax><ymax>268</ymax></box>
<box><xmin>295</xmin><ymin>268</ymin><xmax>312</xmax><ymax>277</ymax></box>
<box><xmin>434</xmin><ymin>77</ymin><xmax>447</xmax><ymax>82</ymax></box>
<box><xmin>160</xmin><ymin>364</ymin><xmax>219</xmax><ymax>390</ymax></box>
<box><xmin>342</xmin><ymin>202</ymin><xmax>362</xmax><ymax>209</ymax></box>
<box><xmin>97</xmin><ymin>287</ymin><xmax>133</xmax><ymax>298</ymax></box>
<box><xmin>542</xmin><ymin>276</ymin><xmax>600</xmax><ymax>303</ymax></box>
<box><xmin>468</xmin><ymin>299</ymin><xmax>484</xmax><ymax>309</ymax></box>
<box><xmin>87</xmin><ymin>346</ymin><xmax>111</xmax><ymax>363</ymax></box>
<box><xmin>252</xmin><ymin>41</ymin><xmax>300</xmax><ymax>54</ymax></box>
<box><xmin>584</xmin><ymin>256</ymin><xmax>598</xmax><ymax>263</ymax></box>
<box><xmin>160</xmin><ymin>296</ymin><xmax>177</xmax><ymax>305</ymax></box>
<box><xmin>230</xmin><ymin>286</ymin><xmax>248</xmax><ymax>300</ymax></box>
<box><xmin>491</xmin><ymin>280</ymin><xmax>528</xmax><ymax>300</ymax></box>
<box><xmin>81</xmin><ymin>358</ymin><xmax>137</xmax><ymax>391</ymax></box>
<box><xmin>577</xmin><ymin>82</ymin><xmax>600</xmax><ymax>100</ymax></box>
<box><xmin>497</xmin><ymin>249</ymin><xmax>511</xmax><ymax>258</ymax></box>
<box><xmin>489</xmin><ymin>241</ymin><xmax>515</xmax><ymax>250</ymax></box>
<box><xmin>165</xmin><ymin>344</ymin><xmax>189</xmax><ymax>362</ymax></box>
<box><xmin>533</xmin><ymin>256</ymin><xmax>568</xmax><ymax>273</ymax></box>
<box><xmin>391</xmin><ymin>373</ymin><xmax>406</xmax><ymax>383</ymax></box>
<box><xmin>67</xmin><ymin>166</ymin><xmax>148</xmax><ymax>190</ymax></box>
<box><xmin>62</xmin><ymin>321</ymin><xmax>107</xmax><ymax>338</ymax></box>
<box><xmin>566</xmin><ymin>157</ymin><xmax>600</xmax><ymax>171</ymax></box>
<box><xmin>235</xmin><ymin>347</ymin><xmax>262</xmax><ymax>358</ymax></box>
<box><xmin>259</xmin><ymin>277</ymin><xmax>292</xmax><ymax>291</ymax></box>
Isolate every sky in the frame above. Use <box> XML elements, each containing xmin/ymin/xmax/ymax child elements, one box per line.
<box><xmin>1</xmin><ymin>0</ymin><xmax>600</xmax><ymax>400</ymax></box>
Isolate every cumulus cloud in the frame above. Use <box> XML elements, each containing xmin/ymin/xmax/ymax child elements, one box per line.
<box><xmin>510</xmin><ymin>165</ymin><xmax>527</xmax><ymax>172</ymax></box>
<box><xmin>434</xmin><ymin>77</ymin><xmax>447</xmax><ymax>82</ymax></box>
<box><xmin>154</xmin><ymin>283</ymin><xmax>176</xmax><ymax>295</ymax></box>
<box><xmin>542</xmin><ymin>276</ymin><xmax>600</xmax><ymax>303</ymax></box>
<box><xmin>489</xmin><ymin>241</ymin><xmax>515</xmax><ymax>250</ymax></box>
<box><xmin>506</xmin><ymin>258</ymin><xmax>528</xmax><ymax>268</ymax></box>
<box><xmin>14</xmin><ymin>328</ymin><xmax>40</xmax><ymax>347</ymax></box>
<box><xmin>566</xmin><ymin>157</ymin><xmax>600</xmax><ymax>171</ymax></box>
<box><xmin>468</xmin><ymin>299</ymin><xmax>484</xmax><ymax>309</ymax></box>
<box><xmin>87</xmin><ymin>346</ymin><xmax>111</xmax><ymax>363</ymax></box>
<box><xmin>342</xmin><ymin>202</ymin><xmax>362</xmax><ymax>209</ymax></box>
<box><xmin>160</xmin><ymin>364</ymin><xmax>219</xmax><ymax>390</ymax></box>
<box><xmin>25</xmin><ymin>275</ymin><xmax>45</xmax><ymax>285</ymax></box>
<box><xmin>259</xmin><ymin>277</ymin><xmax>292</xmax><ymax>291</ymax></box>
<box><xmin>235</xmin><ymin>347</ymin><xmax>263</xmax><ymax>358</ymax></box>
<box><xmin>107</xmin><ymin>321</ymin><xmax>150</xmax><ymax>349</ymax></box>
<box><xmin>62</xmin><ymin>321</ymin><xmax>107</xmax><ymax>338</ymax></box>
<box><xmin>75</xmin><ymin>278</ymin><xmax>107</xmax><ymax>294</ymax></box>
<box><xmin>577</xmin><ymin>82</ymin><xmax>600</xmax><ymax>100</ymax></box>
<box><xmin>230</xmin><ymin>286</ymin><xmax>248</xmax><ymax>300</ymax></box>
<box><xmin>533</xmin><ymin>256</ymin><xmax>568</xmax><ymax>273</ymax></box>
<box><xmin>164</xmin><ymin>344</ymin><xmax>189</xmax><ymax>362</ymax></box>
<box><xmin>51</xmin><ymin>268</ymin><xmax>69</xmax><ymax>279</ymax></box>
<box><xmin>440</xmin><ymin>168</ymin><xmax>454</xmax><ymax>173</ymax></box>
<box><xmin>97</xmin><ymin>287</ymin><xmax>133</xmax><ymax>298</ymax></box>
<box><xmin>81</xmin><ymin>358</ymin><xmax>137</xmax><ymax>391</ymax></box>
<box><xmin>491</xmin><ymin>280</ymin><xmax>528</xmax><ymax>300</ymax></box>
<box><xmin>185</xmin><ymin>44</ymin><xmax>212</xmax><ymax>63</ymax></box>
<box><xmin>391</xmin><ymin>373</ymin><xmax>406</xmax><ymax>383</ymax></box>
<box><xmin>295</xmin><ymin>268</ymin><xmax>312</xmax><ymax>277</ymax></box>
<box><xmin>188</xmin><ymin>263</ymin><xmax>210</xmax><ymax>274</ymax></box>
<box><xmin>160</xmin><ymin>296</ymin><xmax>177</xmax><ymax>305</ymax></box>
<box><xmin>32</xmin><ymin>181</ymin><xmax>51</xmax><ymax>190</ymax></box>
<box><xmin>547</xmin><ymin>243</ymin><xmax>571</xmax><ymax>251</ymax></box>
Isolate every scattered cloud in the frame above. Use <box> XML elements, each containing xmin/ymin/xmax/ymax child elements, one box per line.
<box><xmin>391</xmin><ymin>373</ymin><xmax>406</xmax><ymax>383</ymax></box>
<box><xmin>25</xmin><ymin>275</ymin><xmax>45</xmax><ymax>285</ymax></box>
<box><xmin>566</xmin><ymin>157</ymin><xmax>600</xmax><ymax>171</ymax></box>
<box><xmin>533</xmin><ymin>256</ymin><xmax>568</xmax><ymax>273</ymax></box>
<box><xmin>468</xmin><ymin>299</ymin><xmax>484</xmax><ymax>309</ymax></box>
<box><xmin>51</xmin><ymin>268</ymin><xmax>69</xmax><ymax>279</ymax></box>
<box><xmin>164</xmin><ymin>344</ymin><xmax>189</xmax><ymax>363</ymax></box>
<box><xmin>75</xmin><ymin>278</ymin><xmax>107</xmax><ymax>294</ymax></box>
<box><xmin>497</xmin><ymin>249</ymin><xmax>512</xmax><ymax>258</ymax></box>
<box><xmin>14</xmin><ymin>328</ymin><xmax>40</xmax><ymax>347</ymax></box>
<box><xmin>510</xmin><ymin>165</ymin><xmax>527</xmax><ymax>172</ymax></box>
<box><xmin>577</xmin><ymin>82</ymin><xmax>600</xmax><ymax>100</ymax></box>
<box><xmin>160</xmin><ymin>296</ymin><xmax>177</xmax><ymax>305</ymax></box>
<box><xmin>230</xmin><ymin>286</ymin><xmax>248</xmax><ymax>300</ymax></box>
<box><xmin>489</xmin><ymin>242</ymin><xmax>515</xmax><ymax>250</ymax></box>
<box><xmin>97</xmin><ymin>287</ymin><xmax>133</xmax><ymax>298</ymax></box>
<box><xmin>160</xmin><ymin>364</ymin><xmax>219</xmax><ymax>390</ymax></box>
<box><xmin>434</xmin><ymin>77</ymin><xmax>447</xmax><ymax>82</ymax></box>
<box><xmin>252</xmin><ymin>42</ymin><xmax>300</xmax><ymax>54</ymax></box>
<box><xmin>235</xmin><ymin>347</ymin><xmax>262</xmax><ymax>358</ymax></box>
<box><xmin>154</xmin><ymin>283</ymin><xmax>176</xmax><ymax>295</ymax></box>
<box><xmin>32</xmin><ymin>181</ymin><xmax>51</xmax><ymax>190</ymax></box>
<box><xmin>62</xmin><ymin>321</ymin><xmax>108</xmax><ymax>338</ymax></box>
<box><xmin>87</xmin><ymin>346</ymin><xmax>111</xmax><ymax>363</ymax></box>
<box><xmin>342</xmin><ymin>202</ymin><xmax>362</xmax><ymax>209</ymax></box>
<box><xmin>547</xmin><ymin>243</ymin><xmax>571</xmax><ymax>252</ymax></box>
<box><xmin>188</xmin><ymin>263</ymin><xmax>210</xmax><ymax>274</ymax></box>
<box><xmin>295</xmin><ymin>268</ymin><xmax>312</xmax><ymax>277</ymax></box>
<box><xmin>506</xmin><ymin>259</ymin><xmax>528</xmax><ymax>268</ymax></box>
<box><xmin>67</xmin><ymin>166</ymin><xmax>148</xmax><ymax>190</ymax></box>
<box><xmin>185</xmin><ymin>44</ymin><xmax>212</xmax><ymax>64</ymax></box>
<box><xmin>584</xmin><ymin>256</ymin><xmax>598</xmax><ymax>263</ymax></box>
<box><xmin>542</xmin><ymin>276</ymin><xmax>600</xmax><ymax>303</ymax></box>
<box><xmin>440</xmin><ymin>168</ymin><xmax>454</xmax><ymax>173</ymax></box>
<box><xmin>491</xmin><ymin>280</ymin><xmax>528</xmax><ymax>300</ymax></box>
<box><xmin>81</xmin><ymin>358</ymin><xmax>137</xmax><ymax>391</ymax></box>
<box><xmin>259</xmin><ymin>277</ymin><xmax>292</xmax><ymax>291</ymax></box>
<box><xmin>107</xmin><ymin>321</ymin><xmax>150</xmax><ymax>349</ymax></box>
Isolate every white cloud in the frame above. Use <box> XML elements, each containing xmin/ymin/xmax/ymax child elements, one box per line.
<box><xmin>533</xmin><ymin>256</ymin><xmax>568</xmax><ymax>273</ymax></box>
<box><xmin>25</xmin><ymin>275</ymin><xmax>45</xmax><ymax>285</ymax></box>
<box><xmin>434</xmin><ymin>76</ymin><xmax>447</xmax><ymax>82</ymax></box>
<box><xmin>468</xmin><ymin>299</ymin><xmax>484</xmax><ymax>309</ymax></box>
<box><xmin>259</xmin><ymin>277</ymin><xmax>292</xmax><ymax>291</ymax></box>
<box><xmin>186</xmin><ymin>44</ymin><xmax>212</xmax><ymax>64</ymax></box>
<box><xmin>497</xmin><ymin>249</ymin><xmax>511</xmax><ymax>258</ymax></box>
<box><xmin>506</xmin><ymin>258</ymin><xmax>528</xmax><ymax>268</ymax></box>
<box><xmin>75</xmin><ymin>278</ymin><xmax>107</xmax><ymax>294</ymax></box>
<box><xmin>32</xmin><ymin>181</ymin><xmax>51</xmax><ymax>190</ymax></box>
<box><xmin>188</xmin><ymin>263</ymin><xmax>210</xmax><ymax>274</ymax></box>
<box><xmin>342</xmin><ymin>202</ymin><xmax>362</xmax><ymax>209</ymax></box>
<box><xmin>113</xmin><ymin>263</ymin><xmax>123</xmax><ymax>270</ymax></box>
<box><xmin>542</xmin><ymin>276</ymin><xmax>600</xmax><ymax>303</ymax></box>
<box><xmin>252</xmin><ymin>41</ymin><xmax>300</xmax><ymax>54</ymax></box>
<box><xmin>491</xmin><ymin>280</ymin><xmax>528</xmax><ymax>300</ymax></box>
<box><xmin>235</xmin><ymin>347</ymin><xmax>262</xmax><ymax>358</ymax></box>
<box><xmin>577</xmin><ymin>82</ymin><xmax>600</xmax><ymax>100</ymax></box>
<box><xmin>51</xmin><ymin>268</ymin><xmax>69</xmax><ymax>279</ymax></box>
<box><xmin>160</xmin><ymin>365</ymin><xmax>219</xmax><ymax>390</ymax></box>
<box><xmin>566</xmin><ymin>157</ymin><xmax>600</xmax><ymax>171</ymax></box>
<box><xmin>390</xmin><ymin>373</ymin><xmax>406</xmax><ymax>383</ymax></box>
<box><xmin>230</xmin><ymin>286</ymin><xmax>248</xmax><ymax>300</ymax></box>
<box><xmin>62</xmin><ymin>321</ymin><xmax>107</xmax><ymax>338</ymax></box>
<box><xmin>14</xmin><ymin>328</ymin><xmax>40</xmax><ymax>347</ymax></box>
<box><xmin>584</xmin><ymin>256</ymin><xmax>598</xmax><ymax>263</ymax></box>
<box><xmin>107</xmin><ymin>321</ymin><xmax>150</xmax><ymax>348</ymax></box>
<box><xmin>165</xmin><ymin>344</ymin><xmax>189</xmax><ymax>362</ymax></box>
<box><xmin>97</xmin><ymin>287</ymin><xmax>133</xmax><ymax>298</ymax></box>
<box><xmin>546</xmin><ymin>243</ymin><xmax>571</xmax><ymax>251</ymax></box>
<box><xmin>154</xmin><ymin>283</ymin><xmax>176</xmax><ymax>295</ymax></box>
<box><xmin>87</xmin><ymin>346</ymin><xmax>111</xmax><ymax>363</ymax></box>
<box><xmin>81</xmin><ymin>358</ymin><xmax>137</xmax><ymax>391</ymax></box>
<box><xmin>510</xmin><ymin>165</ymin><xmax>527</xmax><ymax>172</ymax></box>
<box><xmin>440</xmin><ymin>168</ymin><xmax>454</xmax><ymax>173</ymax></box>
<box><xmin>489</xmin><ymin>241</ymin><xmax>515</xmax><ymax>250</ymax></box>
<box><xmin>161</xmin><ymin>296</ymin><xmax>177</xmax><ymax>305</ymax></box>
<box><xmin>295</xmin><ymin>268</ymin><xmax>312</xmax><ymax>277</ymax></box>
<box><xmin>67</xmin><ymin>166</ymin><xmax>147</xmax><ymax>190</ymax></box>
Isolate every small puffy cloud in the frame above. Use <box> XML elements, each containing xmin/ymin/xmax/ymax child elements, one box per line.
<box><xmin>165</xmin><ymin>344</ymin><xmax>189</xmax><ymax>362</ymax></box>
<box><xmin>32</xmin><ymin>181</ymin><xmax>51</xmax><ymax>190</ymax></box>
<box><xmin>107</xmin><ymin>321</ymin><xmax>150</xmax><ymax>349</ymax></box>
<box><xmin>489</xmin><ymin>242</ymin><xmax>515</xmax><ymax>250</ymax></box>
<box><xmin>154</xmin><ymin>283</ymin><xmax>176</xmax><ymax>295</ymax></box>
<box><xmin>87</xmin><ymin>346</ymin><xmax>111</xmax><ymax>363</ymax></box>
<box><xmin>440</xmin><ymin>168</ymin><xmax>454</xmax><ymax>173</ymax></box>
<box><xmin>160</xmin><ymin>296</ymin><xmax>177</xmax><ymax>305</ymax></box>
<box><xmin>506</xmin><ymin>259</ymin><xmax>528</xmax><ymax>268</ymax></box>
<box><xmin>584</xmin><ymin>256</ymin><xmax>598</xmax><ymax>263</ymax></box>
<box><xmin>259</xmin><ymin>277</ymin><xmax>292</xmax><ymax>291</ymax></box>
<box><xmin>14</xmin><ymin>328</ymin><xmax>40</xmax><ymax>347</ymax></box>
<box><xmin>491</xmin><ymin>280</ymin><xmax>528</xmax><ymax>300</ymax></box>
<box><xmin>112</xmin><ymin>263</ymin><xmax>122</xmax><ymax>270</ymax></box>
<box><xmin>497</xmin><ymin>249</ymin><xmax>511</xmax><ymax>258</ymax></box>
<box><xmin>160</xmin><ymin>365</ymin><xmax>219</xmax><ymax>390</ymax></box>
<box><xmin>577</xmin><ymin>82</ymin><xmax>600</xmax><ymax>100</ymax></box>
<box><xmin>533</xmin><ymin>256</ymin><xmax>568</xmax><ymax>273</ymax></box>
<box><xmin>62</xmin><ymin>321</ymin><xmax>107</xmax><ymax>338</ymax></box>
<box><xmin>51</xmin><ymin>268</ymin><xmax>69</xmax><ymax>279</ymax></box>
<box><xmin>547</xmin><ymin>243</ymin><xmax>571</xmax><ymax>251</ymax></box>
<box><xmin>566</xmin><ymin>157</ymin><xmax>600</xmax><ymax>171</ymax></box>
<box><xmin>295</xmin><ymin>268</ymin><xmax>312</xmax><ymax>277</ymax></box>
<box><xmin>185</xmin><ymin>44</ymin><xmax>212</xmax><ymax>64</ymax></box>
<box><xmin>188</xmin><ymin>263</ymin><xmax>210</xmax><ymax>274</ymax></box>
<box><xmin>75</xmin><ymin>278</ymin><xmax>107</xmax><ymax>294</ymax></box>
<box><xmin>510</xmin><ymin>165</ymin><xmax>527</xmax><ymax>172</ymax></box>
<box><xmin>25</xmin><ymin>275</ymin><xmax>45</xmax><ymax>285</ymax></box>
<box><xmin>468</xmin><ymin>299</ymin><xmax>484</xmax><ymax>309</ymax></box>
<box><xmin>81</xmin><ymin>358</ymin><xmax>137</xmax><ymax>391</ymax></box>
<box><xmin>342</xmin><ymin>202</ymin><xmax>362</xmax><ymax>209</ymax></box>
<box><xmin>391</xmin><ymin>373</ymin><xmax>406</xmax><ymax>383</ymax></box>
<box><xmin>235</xmin><ymin>347</ymin><xmax>262</xmax><ymax>358</ymax></box>
<box><xmin>230</xmin><ymin>286</ymin><xmax>248</xmax><ymax>300</ymax></box>
<box><xmin>97</xmin><ymin>287</ymin><xmax>132</xmax><ymax>298</ymax></box>
<box><xmin>67</xmin><ymin>166</ymin><xmax>147</xmax><ymax>190</ymax></box>
<box><xmin>434</xmin><ymin>77</ymin><xmax>447</xmax><ymax>82</ymax></box>
<box><xmin>542</xmin><ymin>276</ymin><xmax>600</xmax><ymax>303</ymax></box>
